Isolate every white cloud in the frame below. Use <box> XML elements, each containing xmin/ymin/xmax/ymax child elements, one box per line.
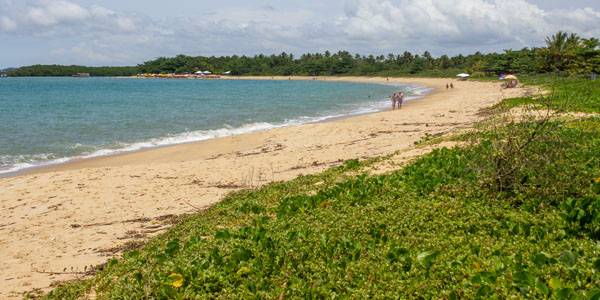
<box><xmin>26</xmin><ymin>0</ymin><xmax>89</xmax><ymax>25</ymax></box>
<box><xmin>115</xmin><ymin>16</ymin><xmax>136</xmax><ymax>32</ymax></box>
<box><xmin>335</xmin><ymin>0</ymin><xmax>600</xmax><ymax>52</ymax></box>
<box><xmin>0</xmin><ymin>15</ymin><xmax>17</xmax><ymax>31</ymax></box>
<box><xmin>89</xmin><ymin>5</ymin><xmax>113</xmax><ymax>18</ymax></box>
<box><xmin>1</xmin><ymin>0</ymin><xmax>145</xmax><ymax>36</ymax></box>
<box><xmin>1</xmin><ymin>0</ymin><xmax>600</xmax><ymax>66</ymax></box>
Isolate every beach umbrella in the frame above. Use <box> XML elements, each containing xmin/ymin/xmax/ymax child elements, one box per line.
<box><xmin>203</xmin><ymin>71</ymin><xmax>212</xmax><ymax>74</ymax></box>
<box><xmin>194</xmin><ymin>71</ymin><xmax>203</xmax><ymax>74</ymax></box>
<box><xmin>456</xmin><ymin>73</ymin><xmax>470</xmax><ymax>78</ymax></box>
<box><xmin>504</xmin><ymin>74</ymin><xmax>518</xmax><ymax>80</ymax></box>
<box><xmin>498</xmin><ymin>74</ymin><xmax>506</xmax><ymax>80</ymax></box>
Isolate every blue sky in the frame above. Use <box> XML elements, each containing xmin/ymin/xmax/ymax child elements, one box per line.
<box><xmin>1</xmin><ymin>0</ymin><xmax>599</xmax><ymax>68</ymax></box>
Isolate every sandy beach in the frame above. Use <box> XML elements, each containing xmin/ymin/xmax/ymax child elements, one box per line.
<box><xmin>0</xmin><ymin>76</ymin><xmax>530</xmax><ymax>298</ymax></box>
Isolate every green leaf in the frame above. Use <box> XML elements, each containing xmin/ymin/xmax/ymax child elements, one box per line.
<box><xmin>450</xmin><ymin>261</ymin><xmax>462</xmax><ymax>267</ymax></box>
<box><xmin>385</xmin><ymin>252</ymin><xmax>396</xmax><ymax>262</ymax></box>
<box><xmin>215</xmin><ymin>230</ymin><xmax>231</xmax><ymax>239</ymax></box>
<box><xmin>514</xmin><ymin>271</ymin><xmax>535</xmax><ymax>287</ymax></box>
<box><xmin>550</xmin><ymin>277</ymin><xmax>562</xmax><ymax>290</ymax></box>
<box><xmin>587</xmin><ymin>290</ymin><xmax>600</xmax><ymax>300</ymax></box>
<box><xmin>287</xmin><ymin>231</ymin><xmax>298</xmax><ymax>242</ymax></box>
<box><xmin>166</xmin><ymin>240</ymin><xmax>179</xmax><ymax>249</ymax></box>
<box><xmin>479</xmin><ymin>271</ymin><xmax>496</xmax><ymax>285</ymax></box>
<box><xmin>557</xmin><ymin>288</ymin><xmax>574</xmax><ymax>300</ymax></box>
<box><xmin>155</xmin><ymin>253</ymin><xmax>167</xmax><ymax>264</ymax></box>
<box><xmin>511</xmin><ymin>224</ymin><xmax>520</xmax><ymax>235</ymax></box>
<box><xmin>536</xmin><ymin>280</ymin><xmax>549</xmax><ymax>295</ymax></box>
<box><xmin>133</xmin><ymin>272</ymin><xmax>143</xmax><ymax>283</ymax></box>
<box><xmin>165</xmin><ymin>240</ymin><xmax>180</xmax><ymax>256</ymax></box>
<box><xmin>476</xmin><ymin>285</ymin><xmax>492</xmax><ymax>297</ymax></box>
<box><xmin>417</xmin><ymin>250</ymin><xmax>439</xmax><ymax>269</ymax></box>
<box><xmin>106</xmin><ymin>258</ymin><xmax>118</xmax><ymax>268</ymax></box>
<box><xmin>354</xmin><ymin>242</ymin><xmax>363</xmax><ymax>251</ymax></box>
<box><xmin>396</xmin><ymin>248</ymin><xmax>410</xmax><ymax>256</ymax></box>
<box><xmin>124</xmin><ymin>250</ymin><xmax>140</xmax><ymax>258</ymax></box>
<box><xmin>559</xmin><ymin>250</ymin><xmax>578</xmax><ymax>269</ymax></box>
<box><xmin>448</xmin><ymin>291</ymin><xmax>458</xmax><ymax>300</ymax></box>
<box><xmin>594</xmin><ymin>259</ymin><xmax>600</xmax><ymax>270</ymax></box>
<box><xmin>532</xmin><ymin>252</ymin><xmax>549</xmax><ymax>267</ymax></box>
<box><xmin>593</xmin><ymin>181</ymin><xmax>600</xmax><ymax>194</ymax></box>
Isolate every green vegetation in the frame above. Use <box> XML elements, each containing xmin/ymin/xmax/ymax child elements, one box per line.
<box><xmin>30</xmin><ymin>78</ymin><xmax>600</xmax><ymax>299</ymax></box>
<box><xmin>6</xmin><ymin>64</ymin><xmax>138</xmax><ymax>77</ymax></box>
<box><xmin>499</xmin><ymin>78</ymin><xmax>600</xmax><ymax>113</ymax></box>
<box><xmin>134</xmin><ymin>31</ymin><xmax>599</xmax><ymax>77</ymax></box>
<box><xmin>7</xmin><ymin>31</ymin><xmax>599</xmax><ymax>78</ymax></box>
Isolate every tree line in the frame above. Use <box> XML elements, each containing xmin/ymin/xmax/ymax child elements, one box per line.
<box><xmin>6</xmin><ymin>31</ymin><xmax>599</xmax><ymax>78</ymax></box>
<box><xmin>6</xmin><ymin>65</ymin><xmax>138</xmax><ymax>77</ymax></box>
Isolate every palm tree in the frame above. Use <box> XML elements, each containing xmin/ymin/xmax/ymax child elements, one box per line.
<box><xmin>565</xmin><ymin>33</ymin><xmax>581</xmax><ymax>49</ymax></box>
<box><xmin>469</xmin><ymin>60</ymin><xmax>486</xmax><ymax>77</ymax></box>
<box><xmin>544</xmin><ymin>31</ymin><xmax>568</xmax><ymax>70</ymax></box>
<box><xmin>543</xmin><ymin>31</ymin><xmax>580</xmax><ymax>72</ymax></box>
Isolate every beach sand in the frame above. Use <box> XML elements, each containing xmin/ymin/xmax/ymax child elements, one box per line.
<box><xmin>0</xmin><ymin>77</ymin><xmax>530</xmax><ymax>298</ymax></box>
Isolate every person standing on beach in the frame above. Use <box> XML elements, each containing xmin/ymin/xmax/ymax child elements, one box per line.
<box><xmin>446</xmin><ymin>83</ymin><xmax>449</xmax><ymax>89</ymax></box>
<box><xmin>450</xmin><ymin>83</ymin><xmax>454</xmax><ymax>89</ymax></box>
<box><xmin>397</xmin><ymin>91</ymin><xmax>404</xmax><ymax>109</ymax></box>
<box><xmin>391</xmin><ymin>93</ymin><xmax>397</xmax><ymax>109</ymax></box>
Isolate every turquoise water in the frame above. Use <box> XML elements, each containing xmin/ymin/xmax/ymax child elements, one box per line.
<box><xmin>0</xmin><ymin>77</ymin><xmax>431</xmax><ymax>175</ymax></box>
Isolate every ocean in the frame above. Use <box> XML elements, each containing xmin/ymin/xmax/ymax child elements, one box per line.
<box><xmin>0</xmin><ymin>77</ymin><xmax>432</xmax><ymax>176</ymax></box>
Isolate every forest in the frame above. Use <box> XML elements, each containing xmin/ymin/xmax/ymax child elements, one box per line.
<box><xmin>6</xmin><ymin>64</ymin><xmax>138</xmax><ymax>77</ymax></box>
<box><xmin>6</xmin><ymin>31</ymin><xmax>600</xmax><ymax>78</ymax></box>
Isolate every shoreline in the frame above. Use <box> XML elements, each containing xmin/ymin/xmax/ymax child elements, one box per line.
<box><xmin>1</xmin><ymin>76</ymin><xmax>432</xmax><ymax>178</ymax></box>
<box><xmin>0</xmin><ymin>76</ymin><xmax>529</xmax><ymax>299</ymax></box>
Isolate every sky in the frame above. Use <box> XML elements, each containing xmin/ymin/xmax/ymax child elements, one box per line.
<box><xmin>1</xmin><ymin>0</ymin><xmax>599</xmax><ymax>68</ymax></box>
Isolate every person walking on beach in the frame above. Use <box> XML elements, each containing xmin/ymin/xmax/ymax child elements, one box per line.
<box><xmin>446</xmin><ymin>83</ymin><xmax>449</xmax><ymax>89</ymax></box>
<box><xmin>391</xmin><ymin>93</ymin><xmax>397</xmax><ymax>109</ymax></box>
<box><xmin>450</xmin><ymin>83</ymin><xmax>454</xmax><ymax>89</ymax></box>
<box><xmin>397</xmin><ymin>91</ymin><xmax>404</xmax><ymax>109</ymax></box>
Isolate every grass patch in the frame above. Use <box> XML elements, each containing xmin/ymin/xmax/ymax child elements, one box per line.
<box><xmin>497</xmin><ymin>78</ymin><xmax>600</xmax><ymax>113</ymax></box>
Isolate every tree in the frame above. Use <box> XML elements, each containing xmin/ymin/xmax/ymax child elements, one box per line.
<box><xmin>568</xmin><ymin>37</ymin><xmax>600</xmax><ymax>75</ymax></box>
<box><xmin>438</xmin><ymin>55</ymin><xmax>450</xmax><ymax>69</ymax></box>
<box><xmin>542</xmin><ymin>31</ymin><xmax>579</xmax><ymax>72</ymax></box>
<box><xmin>409</xmin><ymin>57</ymin><xmax>426</xmax><ymax>74</ymax></box>
<box><xmin>469</xmin><ymin>60</ymin><xmax>486</xmax><ymax>77</ymax></box>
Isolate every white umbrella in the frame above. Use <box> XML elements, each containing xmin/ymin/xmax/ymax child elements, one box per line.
<box><xmin>456</xmin><ymin>73</ymin><xmax>470</xmax><ymax>77</ymax></box>
<box><xmin>194</xmin><ymin>71</ymin><xmax>203</xmax><ymax>74</ymax></box>
<box><xmin>203</xmin><ymin>71</ymin><xmax>212</xmax><ymax>74</ymax></box>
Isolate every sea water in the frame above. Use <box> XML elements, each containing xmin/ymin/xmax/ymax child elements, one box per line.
<box><xmin>0</xmin><ymin>77</ymin><xmax>432</xmax><ymax>175</ymax></box>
